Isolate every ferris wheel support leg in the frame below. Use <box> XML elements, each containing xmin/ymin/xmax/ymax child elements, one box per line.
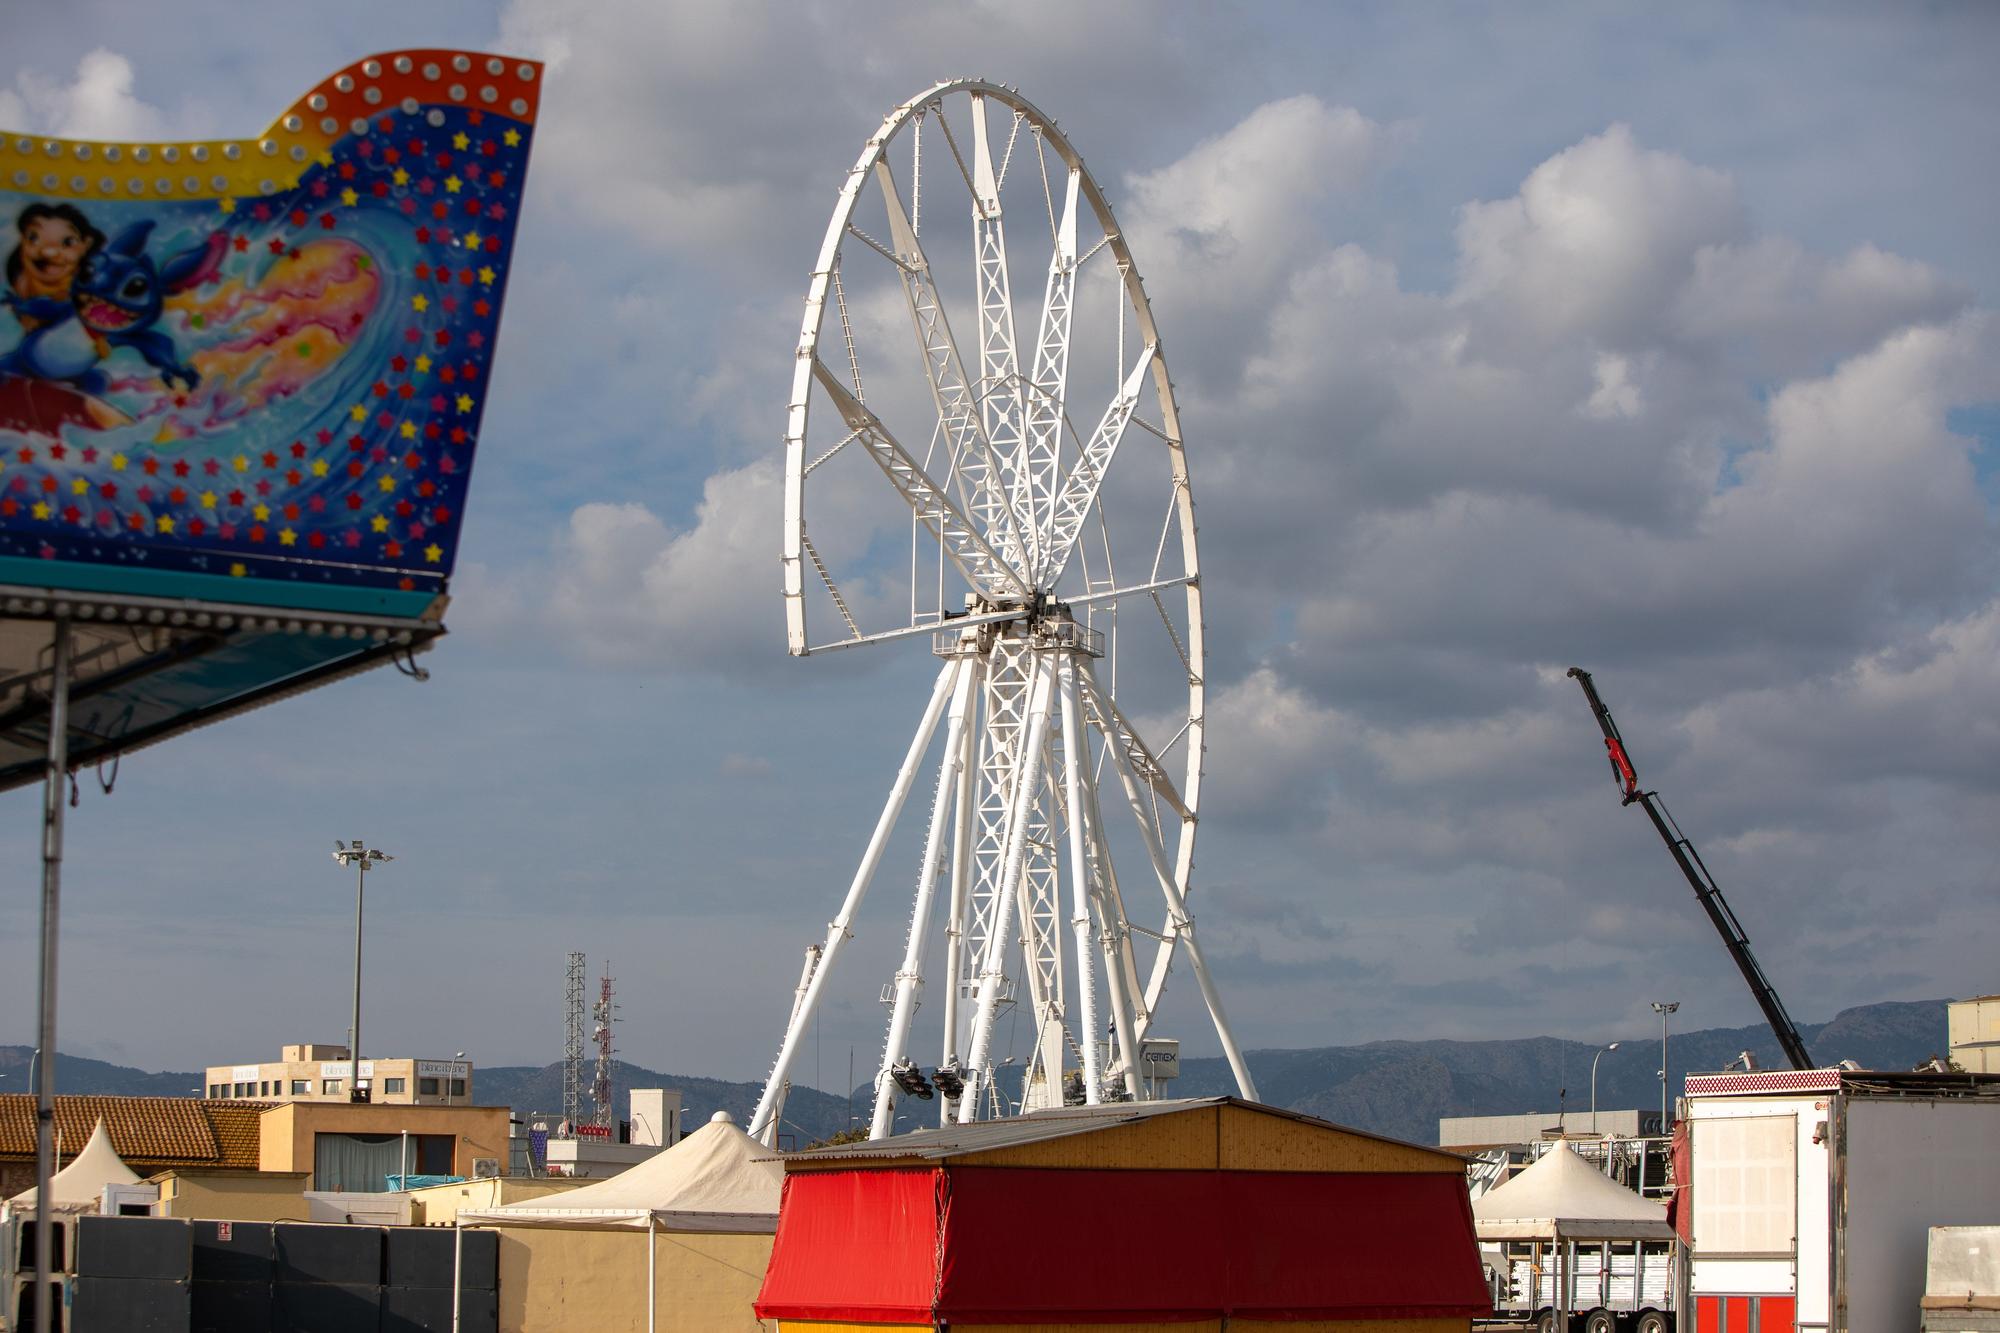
<box><xmin>958</xmin><ymin>653</ymin><xmax>1058</xmax><ymax>1123</ymax></box>
<box><xmin>749</xmin><ymin>658</ymin><xmax>963</xmax><ymax>1143</ymax></box>
<box><xmin>1084</xmin><ymin>664</ymin><xmax>1260</xmax><ymax>1103</ymax></box>
<box><xmin>1077</xmin><ymin>753</ymin><xmax>1147</xmax><ymax>1100</ymax></box>
<box><xmin>938</xmin><ymin>677</ymin><xmax>980</xmax><ymax>1125</ymax></box>
<box><xmin>1058</xmin><ymin>656</ymin><xmax>1103</xmax><ymax>1103</ymax></box>
<box><xmin>871</xmin><ymin>654</ymin><xmax>981</xmax><ymax>1138</ymax></box>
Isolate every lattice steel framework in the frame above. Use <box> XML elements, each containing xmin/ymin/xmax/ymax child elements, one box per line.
<box><xmin>753</xmin><ymin>81</ymin><xmax>1257</xmax><ymax>1145</ymax></box>
<box><xmin>562</xmin><ymin>950</ymin><xmax>585</xmax><ymax>1135</ymax></box>
<box><xmin>591</xmin><ymin>963</ymin><xmax>618</xmax><ymax>1128</ymax></box>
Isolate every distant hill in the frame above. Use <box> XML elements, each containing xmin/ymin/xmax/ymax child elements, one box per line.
<box><xmin>4</xmin><ymin>998</ymin><xmax>1949</xmax><ymax>1148</ymax></box>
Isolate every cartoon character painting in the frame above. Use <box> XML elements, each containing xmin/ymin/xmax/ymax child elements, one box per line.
<box><xmin>6</xmin><ymin>202</ymin><xmax>103</xmax><ymax>329</ymax></box>
<box><xmin>2</xmin><ymin>215</ymin><xmax>219</xmax><ymax>402</ymax></box>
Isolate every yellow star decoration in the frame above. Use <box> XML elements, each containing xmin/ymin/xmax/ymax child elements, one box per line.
<box><xmin>412</xmin><ymin>295</ymin><xmax>429</xmax><ymax>313</ymax></box>
<box><xmin>232</xmin><ymin>456</ymin><xmax>250</xmax><ymax>472</ymax></box>
<box><xmin>218</xmin><ymin>198</ymin><xmax>236</xmax><ymax>215</ymax></box>
<box><xmin>279</xmin><ymin>528</ymin><xmax>297</xmax><ymax>547</ymax></box>
<box><xmin>503</xmin><ymin>129</ymin><xmax>520</xmax><ymax>147</ymax></box>
<box><xmin>156</xmin><ymin>516</ymin><xmax>175</xmax><ymax>534</ymax></box>
<box><xmin>200</xmin><ymin>491</ymin><xmax>218</xmax><ymax>509</ymax></box>
<box><xmin>414</xmin><ymin>354</ymin><xmax>432</xmax><ymax>373</ymax></box>
<box><xmin>444</xmin><ymin>175</ymin><xmax>462</xmax><ymax>194</ymax></box>
<box><xmin>399</xmin><ymin>422</ymin><xmax>417</xmax><ymax>440</ymax></box>
<box><xmin>463</xmin><ymin>230</ymin><xmax>481</xmax><ymax>250</ymax></box>
<box><xmin>317</xmin><ymin>151</ymin><xmax>334</xmax><ymax>168</ymax></box>
<box><xmin>349</xmin><ymin>404</ymin><xmax>367</xmax><ymax>422</ymax></box>
<box><xmin>377</xmin><ymin>475</ymin><xmax>396</xmax><ymax>493</ymax></box>
<box><xmin>311</xmin><ymin>460</ymin><xmax>329</xmax><ymax>478</ymax></box>
<box><xmin>370</xmin><ymin>515</ymin><xmax>390</xmax><ymax>533</ymax></box>
<box><xmin>452</xmin><ymin>132</ymin><xmax>470</xmax><ymax>151</ymax></box>
<box><xmin>110</xmin><ymin>453</ymin><xmax>127</xmax><ymax>471</ymax></box>
<box><xmin>252</xmin><ymin>503</ymin><xmax>270</xmax><ymax>522</ymax></box>
<box><xmin>229</xmin><ymin>563</ymin><xmax>247</xmax><ymax>577</ymax></box>
<box><xmin>340</xmin><ymin>187</ymin><xmax>359</xmax><ymax>207</ymax></box>
<box><xmin>393</xmin><ymin>168</ymin><xmax>410</xmax><ymax>187</ymax></box>
<box><xmin>70</xmin><ymin>478</ymin><xmax>87</xmax><ymax>495</ymax></box>
<box><xmin>455</xmin><ymin>394</ymin><xmax>474</xmax><ymax>413</ymax></box>
<box><xmin>424</xmin><ymin>543</ymin><xmax>443</xmax><ymax>564</ymax></box>
<box><xmin>31</xmin><ymin>501</ymin><xmax>49</xmax><ymax>520</ymax></box>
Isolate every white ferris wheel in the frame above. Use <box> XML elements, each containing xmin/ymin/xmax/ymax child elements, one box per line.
<box><xmin>749</xmin><ymin>80</ymin><xmax>1257</xmax><ymax>1145</ymax></box>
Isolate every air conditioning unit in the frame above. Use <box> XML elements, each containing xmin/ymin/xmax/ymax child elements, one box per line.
<box><xmin>473</xmin><ymin>1159</ymin><xmax>501</xmax><ymax>1179</ymax></box>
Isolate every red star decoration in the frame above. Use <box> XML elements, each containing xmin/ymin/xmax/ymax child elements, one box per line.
<box><xmin>384</xmin><ymin>540</ymin><xmax>403</xmax><ymax>558</ymax></box>
<box><xmin>204</xmin><ymin>459</ymin><xmax>221</xmax><ymax>475</ymax></box>
<box><xmin>267</xmin><ymin>238</ymin><xmax>286</xmax><ymax>255</ymax></box>
<box><xmin>344</xmin><ymin>530</ymin><xmax>362</xmax><ymax>548</ymax></box>
<box><xmin>227</xmin><ymin>489</ymin><xmax>245</xmax><ymax>506</ymax></box>
<box><xmin>261</xmin><ymin>449</ymin><xmax>278</xmax><ymax>468</ymax></box>
<box><xmin>289</xmin><ymin>209</ymin><xmax>307</xmax><ymax>227</ymax></box>
<box><xmin>398</xmin><ymin>577</ymin><xmax>415</xmax><ymax>591</ymax></box>
<box><xmin>49</xmin><ymin>444</ymin><xmax>66</xmax><ymax>461</ymax></box>
<box><xmin>99</xmin><ymin>482</ymin><xmax>117</xmax><ymax>499</ymax></box>
<box><xmin>290</xmin><ymin>441</ymin><xmax>307</xmax><ymax>458</ymax></box>
<box><xmin>188</xmin><ymin>518</ymin><xmax>205</xmax><ymax>535</ymax></box>
<box><xmin>169</xmin><ymin>486</ymin><xmax>186</xmax><ymax>504</ymax></box>
<box><xmin>339</xmin><ymin>162</ymin><xmax>356</xmax><ymax>181</ymax></box>
<box><xmin>317</xmin><ymin>428</ymin><xmax>334</xmax><ymax>445</ymax></box>
<box><xmin>346</xmin><ymin>494</ymin><xmax>363</xmax><ymax>509</ymax></box>
<box><xmin>172</xmin><ymin>459</ymin><xmax>189</xmax><ymax>477</ymax></box>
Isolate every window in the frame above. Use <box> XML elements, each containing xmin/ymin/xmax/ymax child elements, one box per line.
<box><xmin>382</xmin><ymin>1077</ymin><xmax>406</xmax><ymax>1095</ymax></box>
<box><xmin>233</xmin><ymin>1082</ymin><xmax>250</xmax><ymax>1097</ymax></box>
<box><xmin>418</xmin><ymin>1077</ymin><xmax>440</xmax><ymax>1096</ymax></box>
<box><xmin>207</xmin><ymin>1083</ymin><xmax>223</xmax><ymax>1098</ymax></box>
<box><xmin>449</xmin><ymin>1079</ymin><xmax>467</xmax><ymax>1098</ymax></box>
<box><xmin>260</xmin><ymin>1081</ymin><xmax>271</xmax><ymax>1096</ymax></box>
<box><xmin>290</xmin><ymin>1080</ymin><xmax>310</xmax><ymax>1095</ymax></box>
<box><xmin>323</xmin><ymin>1078</ymin><xmax>343</xmax><ymax>1095</ymax></box>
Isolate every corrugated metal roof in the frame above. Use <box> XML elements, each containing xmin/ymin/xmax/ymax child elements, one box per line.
<box><xmin>777</xmin><ymin>1095</ymin><xmax>1465</xmax><ymax>1164</ymax></box>
<box><xmin>0</xmin><ymin>1094</ymin><xmax>270</xmax><ymax>1169</ymax></box>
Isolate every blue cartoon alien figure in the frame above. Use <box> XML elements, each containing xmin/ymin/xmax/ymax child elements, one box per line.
<box><xmin>1</xmin><ymin>218</ymin><xmax>211</xmax><ymax>396</ymax></box>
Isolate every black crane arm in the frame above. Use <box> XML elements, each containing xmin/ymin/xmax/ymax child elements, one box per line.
<box><xmin>1565</xmin><ymin>667</ymin><xmax>1816</xmax><ymax>1072</ymax></box>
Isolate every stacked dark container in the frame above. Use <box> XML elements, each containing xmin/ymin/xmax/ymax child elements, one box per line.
<box><xmin>383</xmin><ymin>1228</ymin><xmax>497</xmax><ymax>1333</ymax></box>
<box><xmin>191</xmin><ymin>1220</ymin><xmax>274</xmax><ymax>1333</ymax></box>
<box><xmin>71</xmin><ymin>1215</ymin><xmax>190</xmax><ymax>1331</ymax></box>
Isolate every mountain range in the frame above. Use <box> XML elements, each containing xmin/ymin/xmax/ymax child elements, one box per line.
<box><xmin>2</xmin><ymin>998</ymin><xmax>1951</xmax><ymax>1148</ymax></box>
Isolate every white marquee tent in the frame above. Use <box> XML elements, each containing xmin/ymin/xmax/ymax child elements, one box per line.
<box><xmin>1473</xmin><ymin>1140</ymin><xmax>1676</xmax><ymax>1242</ymax></box>
<box><xmin>3</xmin><ymin>1118</ymin><xmax>141</xmax><ymax>1215</ymax></box>
<box><xmin>459</xmin><ymin>1110</ymin><xmax>782</xmax><ymax>1232</ymax></box>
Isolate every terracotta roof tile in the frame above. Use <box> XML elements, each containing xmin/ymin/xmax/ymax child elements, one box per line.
<box><xmin>0</xmin><ymin>1095</ymin><xmax>269</xmax><ymax>1170</ymax></box>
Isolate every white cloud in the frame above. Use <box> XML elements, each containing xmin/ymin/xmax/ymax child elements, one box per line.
<box><xmin>8</xmin><ymin>49</ymin><xmax>166</xmax><ymax>140</ymax></box>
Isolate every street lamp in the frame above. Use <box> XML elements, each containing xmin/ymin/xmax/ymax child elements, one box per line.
<box><xmin>1591</xmin><ymin>1042</ymin><xmax>1621</xmax><ymax>1134</ymax></box>
<box><xmin>332</xmin><ymin>840</ymin><xmax>393</xmax><ymax>1104</ymax></box>
<box><xmin>1652</xmin><ymin>1001</ymin><xmax>1680</xmax><ymax>1132</ymax></box>
<box><xmin>446</xmin><ymin>1051</ymin><xmax>466</xmax><ymax>1106</ymax></box>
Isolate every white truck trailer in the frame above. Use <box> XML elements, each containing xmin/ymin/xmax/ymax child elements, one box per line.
<box><xmin>1684</xmin><ymin>1067</ymin><xmax>2000</xmax><ymax>1333</ymax></box>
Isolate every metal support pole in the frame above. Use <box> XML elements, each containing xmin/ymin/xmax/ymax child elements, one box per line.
<box><xmin>750</xmin><ymin>658</ymin><xmax>961</xmax><ymax>1141</ymax></box>
<box><xmin>33</xmin><ymin>620</ymin><xmax>70</xmax><ymax>1333</ymax></box>
<box><xmin>1081</xmin><ymin>661</ymin><xmax>1259</xmax><ymax>1101</ymax></box>
<box><xmin>451</xmin><ymin>1219</ymin><xmax>462</xmax><ymax>1333</ymax></box>
<box><xmin>1058</xmin><ymin>657</ymin><xmax>1101</xmax><ymax>1103</ymax></box>
<box><xmin>938</xmin><ymin>674</ymin><xmax>979</xmax><ymax>1126</ymax></box>
<box><xmin>352</xmin><ymin>856</ymin><xmax>366</xmax><ymax>1102</ymax></box>
<box><xmin>871</xmin><ymin>654</ymin><xmax>977</xmax><ymax>1137</ymax></box>
<box><xmin>646</xmin><ymin>1213</ymin><xmax>657</xmax><ymax>1333</ymax></box>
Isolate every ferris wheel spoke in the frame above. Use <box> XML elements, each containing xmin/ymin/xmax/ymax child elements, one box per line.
<box><xmin>1021</xmin><ymin>162</ymin><xmax>1080</xmax><ymax>566</ymax></box>
<box><xmin>873</xmin><ymin>158</ymin><xmax>1033</xmax><ymax>574</ymax></box>
<box><xmin>1038</xmin><ymin>345</ymin><xmax>1158</xmax><ymax>586</ymax></box>
<box><xmin>1078</xmin><ymin>666</ymin><xmax>1188</xmax><ymax>821</ymax></box>
<box><xmin>968</xmin><ymin>94</ymin><xmax>1037</xmax><ymax>578</ymax></box>
<box><xmin>814</xmin><ymin>357</ymin><xmax>1029</xmax><ymax>602</ymax></box>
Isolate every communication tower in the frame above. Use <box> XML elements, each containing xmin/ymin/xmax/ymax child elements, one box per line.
<box><xmin>591</xmin><ymin>962</ymin><xmax>619</xmax><ymax>1128</ymax></box>
<box><xmin>562</xmin><ymin>951</ymin><xmax>586</xmax><ymax>1135</ymax></box>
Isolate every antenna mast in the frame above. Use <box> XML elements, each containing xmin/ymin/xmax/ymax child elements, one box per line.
<box><xmin>591</xmin><ymin>962</ymin><xmax>618</xmax><ymax>1128</ymax></box>
<box><xmin>562</xmin><ymin>951</ymin><xmax>586</xmax><ymax>1134</ymax></box>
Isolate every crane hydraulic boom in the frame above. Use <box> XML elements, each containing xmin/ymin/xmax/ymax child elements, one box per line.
<box><xmin>1565</xmin><ymin>667</ymin><xmax>1815</xmax><ymax>1072</ymax></box>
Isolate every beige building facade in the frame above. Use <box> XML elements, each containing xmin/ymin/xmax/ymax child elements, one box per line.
<box><xmin>203</xmin><ymin>1043</ymin><xmax>473</xmax><ymax>1105</ymax></box>
<box><xmin>1950</xmin><ymin>994</ymin><xmax>2000</xmax><ymax>1073</ymax></box>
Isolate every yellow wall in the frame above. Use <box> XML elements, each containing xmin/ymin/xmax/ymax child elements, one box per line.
<box><xmin>153</xmin><ymin>1171</ymin><xmax>311</xmax><ymax>1222</ymax></box>
<box><xmin>492</xmin><ymin>1225</ymin><xmax>774</xmax><ymax>1332</ymax></box>
<box><xmin>404</xmin><ymin>1176</ymin><xmax>585</xmax><ymax>1226</ymax></box>
<box><xmin>1215</xmin><ymin>1105</ymin><xmax>1462</xmax><ymax>1174</ymax></box>
<box><xmin>257</xmin><ymin>1101</ymin><xmax>510</xmax><ymax>1181</ymax></box>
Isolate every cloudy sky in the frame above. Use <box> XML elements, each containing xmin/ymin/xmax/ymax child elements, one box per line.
<box><xmin>1</xmin><ymin>2</ymin><xmax>1994</xmax><ymax>1090</ymax></box>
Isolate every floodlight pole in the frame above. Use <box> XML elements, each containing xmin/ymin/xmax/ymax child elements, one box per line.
<box><xmin>32</xmin><ymin>620</ymin><xmax>70</xmax><ymax>1333</ymax></box>
<box><xmin>1652</xmin><ymin>1001</ymin><xmax>1679</xmax><ymax>1131</ymax></box>
<box><xmin>1590</xmin><ymin>1041</ymin><xmax>1620</xmax><ymax>1134</ymax></box>
<box><xmin>334</xmin><ymin>841</ymin><xmax>393</xmax><ymax>1104</ymax></box>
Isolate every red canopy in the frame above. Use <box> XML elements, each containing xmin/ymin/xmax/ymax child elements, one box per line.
<box><xmin>756</xmin><ymin>1163</ymin><xmax>1489</xmax><ymax>1324</ymax></box>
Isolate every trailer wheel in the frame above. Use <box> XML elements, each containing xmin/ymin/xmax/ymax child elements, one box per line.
<box><xmin>1634</xmin><ymin>1310</ymin><xmax>1671</xmax><ymax>1333</ymax></box>
<box><xmin>1532</xmin><ymin>1311</ymin><xmax>1559</xmax><ymax>1333</ymax></box>
<box><xmin>1581</xmin><ymin>1309</ymin><xmax>1615</xmax><ymax>1333</ymax></box>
